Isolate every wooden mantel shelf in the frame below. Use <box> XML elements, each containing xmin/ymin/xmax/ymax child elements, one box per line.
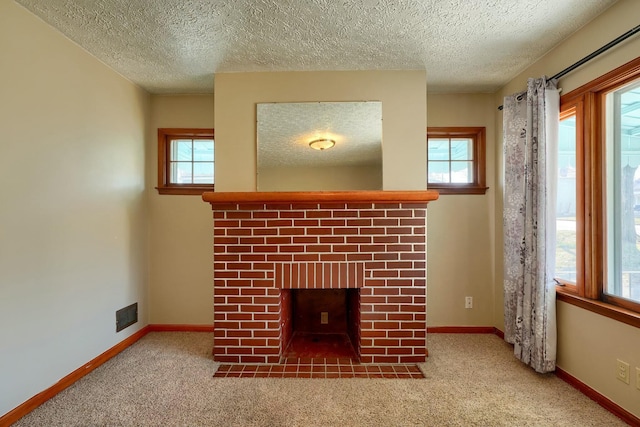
<box><xmin>202</xmin><ymin>190</ymin><xmax>439</xmax><ymax>205</ymax></box>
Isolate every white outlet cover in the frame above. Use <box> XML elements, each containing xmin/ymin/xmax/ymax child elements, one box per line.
<box><xmin>616</xmin><ymin>359</ymin><xmax>630</xmax><ymax>384</ymax></box>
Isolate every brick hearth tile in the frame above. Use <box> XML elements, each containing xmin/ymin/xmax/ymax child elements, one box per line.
<box><xmin>214</xmin><ymin>364</ymin><xmax>425</xmax><ymax>379</ymax></box>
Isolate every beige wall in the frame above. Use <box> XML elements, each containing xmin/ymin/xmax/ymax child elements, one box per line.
<box><xmin>495</xmin><ymin>0</ymin><xmax>640</xmax><ymax>417</ymax></box>
<box><xmin>214</xmin><ymin>71</ymin><xmax>427</xmax><ymax>191</ymax></box>
<box><xmin>0</xmin><ymin>1</ymin><xmax>149</xmax><ymax>417</ymax></box>
<box><xmin>148</xmin><ymin>95</ymin><xmax>215</xmax><ymax>324</ymax></box>
<box><xmin>426</xmin><ymin>94</ymin><xmax>497</xmax><ymax>326</ymax></box>
<box><xmin>258</xmin><ymin>165</ymin><xmax>382</xmax><ymax>191</ymax></box>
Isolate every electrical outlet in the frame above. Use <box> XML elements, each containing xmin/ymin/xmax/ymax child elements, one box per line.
<box><xmin>321</xmin><ymin>312</ymin><xmax>328</xmax><ymax>324</ymax></box>
<box><xmin>465</xmin><ymin>296</ymin><xmax>473</xmax><ymax>309</ymax></box>
<box><xmin>636</xmin><ymin>367</ymin><xmax>640</xmax><ymax>390</ymax></box>
<box><xmin>616</xmin><ymin>359</ymin><xmax>630</xmax><ymax>384</ymax></box>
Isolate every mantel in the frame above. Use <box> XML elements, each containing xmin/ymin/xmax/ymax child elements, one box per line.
<box><xmin>202</xmin><ymin>190</ymin><xmax>439</xmax><ymax>205</ymax></box>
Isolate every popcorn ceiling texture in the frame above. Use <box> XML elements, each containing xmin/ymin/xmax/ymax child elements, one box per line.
<box><xmin>16</xmin><ymin>0</ymin><xmax>616</xmax><ymax>94</ymax></box>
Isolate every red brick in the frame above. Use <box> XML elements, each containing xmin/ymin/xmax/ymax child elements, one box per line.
<box><xmin>387</xmin><ymin>347</ymin><xmax>413</xmax><ymax>355</ymax></box>
<box><xmin>229</xmin><ymin>246</ymin><xmax>252</xmax><ymax>253</ymax></box>
<box><xmin>373</xmin><ymin>321</ymin><xmax>400</xmax><ymax>329</ymax></box>
<box><xmin>360</xmin><ymin>244</ymin><xmax>387</xmax><ymax>253</ymax></box>
<box><xmin>387</xmin><ymin>296</ymin><xmax>413</xmax><ymax>304</ymax></box>
<box><xmin>361</xmin><ymin>313</ymin><xmax>387</xmax><ymax>321</ymax></box>
<box><xmin>279</xmin><ymin>211</ymin><xmax>305</xmax><ymax>218</ymax></box>
<box><xmin>307</xmin><ymin>211</ymin><xmax>332</xmax><ymax>219</ymax></box>
<box><xmin>253</xmin><ymin>330</ymin><xmax>279</xmax><ymax>338</ymax></box>
<box><xmin>227</xmin><ymin>211</ymin><xmax>251</xmax><ymax>219</ymax></box>
<box><xmin>294</xmin><ymin>253</ymin><xmax>319</xmax><ymax>261</ymax></box>
<box><xmin>388</xmin><ymin>261</ymin><xmax>413</xmax><ymax>269</ymax></box>
<box><xmin>360</xmin><ymin>210</ymin><xmax>386</xmax><ymax>218</ymax></box>
<box><xmin>294</xmin><ymin>219</ymin><xmax>319</xmax><ymax>227</ymax></box>
<box><xmin>400</xmin><ymin>270</ymin><xmax>425</xmax><ymax>278</ymax></box>
<box><xmin>239</xmin><ymin>237</ymin><xmax>265</xmax><ymax>245</ymax></box>
<box><xmin>389</xmin><ymin>313</ymin><xmax>414</xmax><ymax>321</ymax></box>
<box><xmin>374</xmin><ymin>236</ymin><xmax>399</xmax><ymax>244</ymax></box>
<box><xmin>216</xmin><ymin>237</ymin><xmax>239</xmax><ymax>245</ymax></box>
<box><xmin>227</xmin><ymin>313</ymin><xmax>253</xmax><ymax>320</ymax></box>
<box><xmin>227</xmin><ymin>229</ymin><xmax>252</xmax><ymax>236</ymax></box>
<box><xmin>399</xmin><ymin>252</ymin><xmax>423</xmax><ymax>260</ymax></box>
<box><xmin>216</xmin><ymin>271</ymin><xmax>239</xmax><ymax>278</ymax></box>
<box><xmin>227</xmin><ymin>330</ymin><xmax>252</xmax><ymax>337</ymax></box>
<box><xmin>401</xmin><ymin>305</ymin><xmax>424</xmax><ymax>313</ymax></box>
<box><xmin>332</xmin><ymin>210</ymin><xmax>359</xmax><ymax>218</ymax></box>
<box><xmin>373</xmin><ymin>338</ymin><xmax>400</xmax><ymax>347</ymax></box>
<box><xmin>227</xmin><ymin>262</ymin><xmax>252</xmax><ymax>270</ymax></box>
<box><xmin>347</xmin><ymin>203</ymin><xmax>372</xmax><ymax>210</ymax></box>
<box><xmin>239</xmin><ymin>203</ymin><xmax>265</xmax><ymax>211</ymax></box>
<box><xmin>253</xmin><ymin>211</ymin><xmax>279</xmax><ymax>218</ymax></box>
<box><xmin>253</xmin><ymin>228</ymin><xmax>278</xmax><ymax>236</ymax></box>
<box><xmin>215</xmin><ymin>356</ymin><xmax>240</xmax><ymax>363</ymax></box>
<box><xmin>373</xmin><ymin>270</ymin><xmax>399</xmax><ymax>278</ymax></box>
<box><xmin>373</xmin><ymin>253</ymin><xmax>398</xmax><ymax>261</ymax></box>
<box><xmin>228</xmin><ymin>296</ymin><xmax>252</xmax><ymax>304</ymax></box>
<box><xmin>215</xmin><ymin>255</ymin><xmax>240</xmax><ymax>262</ymax></box>
<box><xmin>240</xmin><ymin>271</ymin><xmax>266</xmax><ymax>279</ymax></box>
<box><xmin>249</xmin><ymin>280</ymin><xmax>273</xmax><ymax>288</ymax></box>
<box><xmin>386</xmin><ymin>210</ymin><xmax>413</xmax><ymax>218</ymax></box>
<box><xmin>254</xmin><ymin>313</ymin><xmax>279</xmax><ymax>321</ymax></box>
<box><xmin>320</xmin><ymin>236</ymin><xmax>344</xmax><ymax>244</ymax></box>
<box><xmin>216</xmin><ymin>220</ymin><xmax>240</xmax><ymax>227</ymax></box>
<box><xmin>241</xmin><ymin>338</ymin><xmax>267</xmax><ymax>347</ymax></box>
<box><xmin>306</xmin><ymin>244</ymin><xmax>331</xmax><ymax>252</ymax></box>
<box><xmin>333</xmin><ymin>244</ymin><xmax>358</xmax><ymax>252</ymax></box>
<box><xmin>401</xmin><ymin>235</ymin><xmax>425</xmax><ymax>243</ymax></box>
<box><xmin>372</xmin><ymin>287</ymin><xmax>399</xmax><ymax>295</ymax></box>
<box><xmin>347</xmin><ymin>253</ymin><xmax>373</xmax><ymax>261</ymax></box>
<box><xmin>267</xmin><ymin>219</ymin><xmax>292</xmax><ymax>227</ymax></box>
<box><xmin>319</xmin><ymin>203</ymin><xmax>346</xmax><ymax>209</ymax></box>
<box><xmin>216</xmin><ymin>288</ymin><xmax>240</xmax><ymax>296</ymax></box>
<box><xmin>240</xmin><ymin>288</ymin><xmax>269</xmax><ymax>296</ymax></box>
<box><xmin>216</xmin><ymin>338</ymin><xmax>240</xmax><ymax>346</ymax></box>
<box><xmin>267</xmin><ymin>254</ymin><xmax>293</xmax><ymax>262</ymax></box>
<box><xmin>265</xmin><ymin>203</ymin><xmax>292</xmax><ymax>211</ymax></box>
<box><xmin>320</xmin><ymin>253</ymin><xmax>346</xmax><ymax>261</ymax></box>
<box><xmin>373</xmin><ymin>356</ymin><xmax>400</xmax><ymax>363</ymax></box>
<box><xmin>280</xmin><ymin>227</ymin><xmax>306</xmax><ymax>235</ymax></box>
<box><xmin>400</xmin><ymin>356</ymin><xmax>426</xmax><ymax>363</ymax></box>
<box><xmin>388</xmin><ymin>330</ymin><xmax>414</xmax><ymax>338</ymax></box>
<box><xmin>386</xmin><ymin>244</ymin><xmax>413</xmax><ymax>252</ymax></box>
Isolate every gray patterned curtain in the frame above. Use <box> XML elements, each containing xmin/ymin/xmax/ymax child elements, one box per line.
<box><xmin>503</xmin><ymin>77</ymin><xmax>559</xmax><ymax>373</ymax></box>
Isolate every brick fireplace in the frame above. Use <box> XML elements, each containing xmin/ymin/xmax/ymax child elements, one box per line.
<box><xmin>203</xmin><ymin>191</ymin><xmax>438</xmax><ymax>365</ymax></box>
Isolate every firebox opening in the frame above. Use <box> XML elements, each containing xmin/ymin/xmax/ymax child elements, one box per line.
<box><xmin>281</xmin><ymin>289</ymin><xmax>360</xmax><ymax>360</ymax></box>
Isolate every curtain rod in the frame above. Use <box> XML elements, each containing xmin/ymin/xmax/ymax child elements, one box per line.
<box><xmin>497</xmin><ymin>24</ymin><xmax>640</xmax><ymax>111</ymax></box>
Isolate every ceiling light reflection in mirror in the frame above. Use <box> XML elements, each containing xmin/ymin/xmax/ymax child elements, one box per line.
<box><xmin>257</xmin><ymin>101</ymin><xmax>382</xmax><ymax>191</ymax></box>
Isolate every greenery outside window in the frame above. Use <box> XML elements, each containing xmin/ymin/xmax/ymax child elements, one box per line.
<box><xmin>555</xmin><ymin>56</ymin><xmax>640</xmax><ymax>327</ymax></box>
<box><xmin>156</xmin><ymin>128</ymin><xmax>214</xmax><ymax>195</ymax></box>
<box><xmin>427</xmin><ymin>127</ymin><xmax>488</xmax><ymax>194</ymax></box>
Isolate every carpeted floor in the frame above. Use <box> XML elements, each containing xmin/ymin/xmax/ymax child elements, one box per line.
<box><xmin>12</xmin><ymin>332</ymin><xmax>627</xmax><ymax>426</ymax></box>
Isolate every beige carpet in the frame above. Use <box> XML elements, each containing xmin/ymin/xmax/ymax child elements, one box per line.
<box><xmin>13</xmin><ymin>332</ymin><xmax>626</xmax><ymax>426</ymax></box>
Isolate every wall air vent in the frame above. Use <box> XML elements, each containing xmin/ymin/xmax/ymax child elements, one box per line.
<box><xmin>116</xmin><ymin>302</ymin><xmax>138</xmax><ymax>332</ymax></box>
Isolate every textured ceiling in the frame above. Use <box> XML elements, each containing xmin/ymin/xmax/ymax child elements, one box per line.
<box><xmin>16</xmin><ymin>0</ymin><xmax>618</xmax><ymax>94</ymax></box>
<box><xmin>257</xmin><ymin>102</ymin><xmax>382</xmax><ymax>169</ymax></box>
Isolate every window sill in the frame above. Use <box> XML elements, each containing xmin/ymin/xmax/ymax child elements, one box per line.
<box><xmin>556</xmin><ymin>287</ymin><xmax>640</xmax><ymax>329</ymax></box>
<box><xmin>426</xmin><ymin>186</ymin><xmax>489</xmax><ymax>195</ymax></box>
<box><xmin>156</xmin><ymin>186</ymin><xmax>214</xmax><ymax>195</ymax></box>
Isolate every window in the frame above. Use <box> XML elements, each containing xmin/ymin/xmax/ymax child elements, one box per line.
<box><xmin>156</xmin><ymin>128</ymin><xmax>214</xmax><ymax>195</ymax></box>
<box><xmin>554</xmin><ymin>57</ymin><xmax>640</xmax><ymax>325</ymax></box>
<box><xmin>427</xmin><ymin>127</ymin><xmax>487</xmax><ymax>194</ymax></box>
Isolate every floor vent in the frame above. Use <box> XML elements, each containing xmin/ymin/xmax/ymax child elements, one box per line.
<box><xmin>116</xmin><ymin>302</ymin><xmax>138</xmax><ymax>332</ymax></box>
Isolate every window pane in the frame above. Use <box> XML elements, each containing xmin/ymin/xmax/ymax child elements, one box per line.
<box><xmin>428</xmin><ymin>139</ymin><xmax>450</xmax><ymax>161</ymax></box>
<box><xmin>450</xmin><ymin>161</ymin><xmax>472</xmax><ymax>183</ymax></box>
<box><xmin>555</xmin><ymin>113</ymin><xmax>577</xmax><ymax>282</ymax></box>
<box><xmin>428</xmin><ymin>161</ymin><xmax>449</xmax><ymax>183</ymax></box>
<box><xmin>171</xmin><ymin>139</ymin><xmax>193</xmax><ymax>161</ymax></box>
<box><xmin>451</xmin><ymin>138</ymin><xmax>472</xmax><ymax>160</ymax></box>
<box><xmin>194</xmin><ymin>139</ymin><xmax>214</xmax><ymax>161</ymax></box>
<box><xmin>193</xmin><ymin>162</ymin><xmax>214</xmax><ymax>184</ymax></box>
<box><xmin>605</xmin><ymin>83</ymin><xmax>640</xmax><ymax>303</ymax></box>
<box><xmin>170</xmin><ymin>161</ymin><xmax>193</xmax><ymax>184</ymax></box>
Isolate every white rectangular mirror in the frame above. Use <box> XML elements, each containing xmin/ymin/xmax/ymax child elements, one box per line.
<box><xmin>257</xmin><ymin>101</ymin><xmax>383</xmax><ymax>191</ymax></box>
